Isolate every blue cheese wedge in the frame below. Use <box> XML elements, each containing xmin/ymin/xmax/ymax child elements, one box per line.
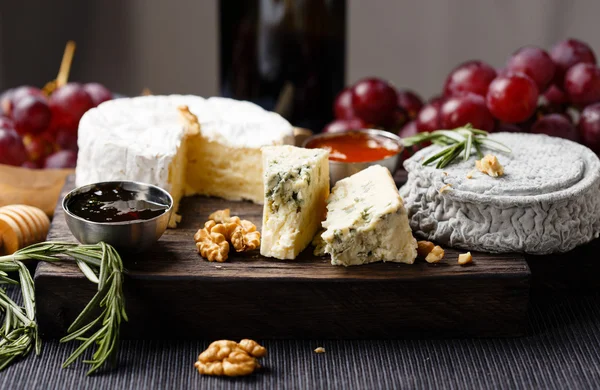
<box><xmin>322</xmin><ymin>165</ymin><xmax>418</xmax><ymax>266</ymax></box>
<box><xmin>260</xmin><ymin>145</ymin><xmax>330</xmax><ymax>260</ymax></box>
<box><xmin>401</xmin><ymin>132</ymin><xmax>600</xmax><ymax>254</ymax></box>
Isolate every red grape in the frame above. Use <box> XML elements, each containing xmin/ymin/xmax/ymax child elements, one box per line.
<box><xmin>495</xmin><ymin>68</ymin><xmax>509</xmax><ymax>77</ymax></box>
<box><xmin>578</xmin><ymin>103</ymin><xmax>600</xmax><ymax>152</ymax></box>
<box><xmin>398</xmin><ymin>120</ymin><xmax>418</xmax><ymax>138</ymax></box>
<box><xmin>397</xmin><ymin>90</ymin><xmax>423</xmax><ymax>119</ymax></box>
<box><xmin>506</xmin><ymin>46</ymin><xmax>556</xmax><ymax>91</ymax></box>
<box><xmin>21</xmin><ymin>160</ymin><xmax>41</xmax><ymax>169</ymax></box>
<box><xmin>539</xmin><ymin>85</ymin><xmax>568</xmax><ymax>116</ymax></box>
<box><xmin>333</xmin><ymin>87</ymin><xmax>355</xmax><ymax>119</ymax></box>
<box><xmin>0</xmin><ymin>128</ymin><xmax>27</xmax><ymax>166</ymax></box>
<box><xmin>391</xmin><ymin>107</ymin><xmax>409</xmax><ymax>129</ymax></box>
<box><xmin>12</xmin><ymin>95</ymin><xmax>52</xmax><ymax>135</ymax></box>
<box><xmin>495</xmin><ymin>122</ymin><xmax>522</xmax><ymax>133</ymax></box>
<box><xmin>443</xmin><ymin>60</ymin><xmax>497</xmax><ymax>98</ymax></box>
<box><xmin>11</xmin><ymin>86</ymin><xmax>44</xmax><ymax>104</ymax></box>
<box><xmin>44</xmin><ymin>150</ymin><xmax>77</xmax><ymax>169</ymax></box>
<box><xmin>23</xmin><ymin>134</ymin><xmax>55</xmax><ymax>163</ymax></box>
<box><xmin>350</xmin><ymin>78</ymin><xmax>398</xmax><ymax>126</ymax></box>
<box><xmin>416</xmin><ymin>102</ymin><xmax>443</xmax><ymax>132</ymax></box>
<box><xmin>427</xmin><ymin>95</ymin><xmax>446</xmax><ymax>107</ymax></box>
<box><xmin>440</xmin><ymin>94</ymin><xmax>494</xmax><ymax>131</ymax></box>
<box><xmin>322</xmin><ymin>118</ymin><xmax>367</xmax><ymax>133</ymax></box>
<box><xmin>550</xmin><ymin>38</ymin><xmax>597</xmax><ymax>88</ymax></box>
<box><xmin>543</xmin><ymin>84</ymin><xmax>568</xmax><ymax>105</ymax></box>
<box><xmin>564</xmin><ymin>63</ymin><xmax>600</xmax><ymax>106</ymax></box>
<box><xmin>0</xmin><ymin>116</ymin><xmax>15</xmax><ymax>130</ymax></box>
<box><xmin>486</xmin><ymin>74</ymin><xmax>539</xmax><ymax>123</ymax></box>
<box><xmin>397</xmin><ymin>120</ymin><xmax>420</xmax><ymax>160</ymax></box>
<box><xmin>49</xmin><ymin>83</ymin><xmax>94</xmax><ymax>133</ymax></box>
<box><xmin>0</xmin><ymin>89</ymin><xmax>14</xmax><ymax>116</ymax></box>
<box><xmin>55</xmin><ymin>128</ymin><xmax>79</xmax><ymax>151</ymax></box>
<box><xmin>83</xmin><ymin>82</ymin><xmax>112</xmax><ymax>107</ymax></box>
<box><xmin>530</xmin><ymin>113</ymin><xmax>578</xmax><ymax>141</ymax></box>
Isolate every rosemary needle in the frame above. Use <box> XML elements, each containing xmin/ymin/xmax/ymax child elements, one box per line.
<box><xmin>402</xmin><ymin>125</ymin><xmax>511</xmax><ymax>169</ymax></box>
<box><xmin>0</xmin><ymin>241</ymin><xmax>127</xmax><ymax>376</ymax></box>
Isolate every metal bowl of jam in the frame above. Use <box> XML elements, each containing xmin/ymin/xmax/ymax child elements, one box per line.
<box><xmin>62</xmin><ymin>181</ymin><xmax>173</xmax><ymax>252</ymax></box>
<box><xmin>303</xmin><ymin>129</ymin><xmax>404</xmax><ymax>186</ymax></box>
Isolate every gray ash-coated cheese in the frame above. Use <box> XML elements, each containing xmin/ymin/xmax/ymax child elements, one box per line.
<box><xmin>400</xmin><ymin>132</ymin><xmax>600</xmax><ymax>254</ymax></box>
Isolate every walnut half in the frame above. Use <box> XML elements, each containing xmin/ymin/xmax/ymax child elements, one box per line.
<box><xmin>194</xmin><ymin>210</ymin><xmax>261</xmax><ymax>262</ymax></box>
<box><xmin>194</xmin><ymin>339</ymin><xmax>267</xmax><ymax>376</ymax></box>
<box><xmin>209</xmin><ymin>209</ymin><xmax>231</xmax><ymax>224</ymax></box>
<box><xmin>194</xmin><ymin>222</ymin><xmax>229</xmax><ymax>262</ymax></box>
<box><xmin>208</xmin><ymin>210</ymin><xmax>261</xmax><ymax>252</ymax></box>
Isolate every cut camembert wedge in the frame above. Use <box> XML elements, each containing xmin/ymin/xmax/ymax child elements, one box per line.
<box><xmin>260</xmin><ymin>145</ymin><xmax>329</xmax><ymax>260</ymax></box>
<box><xmin>75</xmin><ymin>95</ymin><xmax>294</xmax><ymax>226</ymax></box>
<box><xmin>321</xmin><ymin>165</ymin><xmax>417</xmax><ymax>266</ymax></box>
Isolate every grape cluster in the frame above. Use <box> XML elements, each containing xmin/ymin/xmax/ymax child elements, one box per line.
<box><xmin>326</xmin><ymin>38</ymin><xmax>600</xmax><ymax>155</ymax></box>
<box><xmin>0</xmin><ymin>82</ymin><xmax>112</xmax><ymax>168</ymax></box>
<box><xmin>326</xmin><ymin>78</ymin><xmax>419</xmax><ymax>134</ymax></box>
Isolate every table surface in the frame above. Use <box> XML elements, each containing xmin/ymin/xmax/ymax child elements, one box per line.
<box><xmin>1</xmin><ymin>283</ymin><xmax>600</xmax><ymax>390</ymax></box>
<box><xmin>3</xmin><ymin>170</ymin><xmax>600</xmax><ymax>389</ymax></box>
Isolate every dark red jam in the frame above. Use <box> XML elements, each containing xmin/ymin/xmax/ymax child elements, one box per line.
<box><xmin>67</xmin><ymin>185</ymin><xmax>168</xmax><ymax>223</ymax></box>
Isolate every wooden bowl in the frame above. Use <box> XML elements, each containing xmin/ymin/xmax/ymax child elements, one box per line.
<box><xmin>0</xmin><ymin>164</ymin><xmax>74</xmax><ymax>216</ymax></box>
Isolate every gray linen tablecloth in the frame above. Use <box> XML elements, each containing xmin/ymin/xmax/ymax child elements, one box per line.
<box><xmin>1</xmin><ymin>284</ymin><xmax>599</xmax><ymax>390</ymax></box>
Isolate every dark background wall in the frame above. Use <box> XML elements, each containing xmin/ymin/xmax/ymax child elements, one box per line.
<box><xmin>0</xmin><ymin>0</ymin><xmax>218</xmax><ymax>96</ymax></box>
<box><xmin>1</xmin><ymin>0</ymin><xmax>598</xmax><ymax>100</ymax></box>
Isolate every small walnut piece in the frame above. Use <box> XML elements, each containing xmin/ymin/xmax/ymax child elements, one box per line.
<box><xmin>438</xmin><ymin>184</ymin><xmax>452</xmax><ymax>193</ymax></box>
<box><xmin>466</xmin><ymin>169</ymin><xmax>475</xmax><ymax>179</ymax></box>
<box><xmin>238</xmin><ymin>339</ymin><xmax>267</xmax><ymax>358</ymax></box>
<box><xmin>458</xmin><ymin>252</ymin><xmax>473</xmax><ymax>265</ymax></box>
<box><xmin>425</xmin><ymin>245</ymin><xmax>445</xmax><ymax>263</ymax></box>
<box><xmin>194</xmin><ymin>228</ymin><xmax>229</xmax><ymax>262</ymax></box>
<box><xmin>475</xmin><ymin>154</ymin><xmax>504</xmax><ymax>177</ymax></box>
<box><xmin>228</xmin><ymin>217</ymin><xmax>261</xmax><ymax>252</ymax></box>
<box><xmin>209</xmin><ymin>209</ymin><xmax>231</xmax><ymax>223</ymax></box>
<box><xmin>417</xmin><ymin>240</ymin><xmax>435</xmax><ymax>258</ymax></box>
<box><xmin>314</xmin><ymin>347</ymin><xmax>326</xmax><ymax>354</ymax></box>
<box><xmin>194</xmin><ymin>339</ymin><xmax>266</xmax><ymax>376</ymax></box>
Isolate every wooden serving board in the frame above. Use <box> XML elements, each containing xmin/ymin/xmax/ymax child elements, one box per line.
<box><xmin>35</xmin><ymin>176</ymin><xmax>530</xmax><ymax>339</ymax></box>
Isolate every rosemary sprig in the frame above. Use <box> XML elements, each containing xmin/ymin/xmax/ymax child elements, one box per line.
<box><xmin>402</xmin><ymin>125</ymin><xmax>511</xmax><ymax>169</ymax></box>
<box><xmin>0</xmin><ymin>241</ymin><xmax>127</xmax><ymax>375</ymax></box>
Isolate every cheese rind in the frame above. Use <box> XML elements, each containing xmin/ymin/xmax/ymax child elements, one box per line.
<box><xmin>400</xmin><ymin>132</ymin><xmax>600</xmax><ymax>254</ymax></box>
<box><xmin>322</xmin><ymin>165</ymin><xmax>417</xmax><ymax>266</ymax></box>
<box><xmin>260</xmin><ymin>146</ymin><xmax>329</xmax><ymax>260</ymax></box>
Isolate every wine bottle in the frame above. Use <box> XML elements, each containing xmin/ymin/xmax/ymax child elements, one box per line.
<box><xmin>220</xmin><ymin>0</ymin><xmax>346</xmax><ymax>132</ymax></box>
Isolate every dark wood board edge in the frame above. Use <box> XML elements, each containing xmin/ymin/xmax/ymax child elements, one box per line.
<box><xmin>35</xmin><ymin>269</ymin><xmax>530</xmax><ymax>340</ymax></box>
<box><xmin>35</xmin><ymin>173</ymin><xmax>531</xmax><ymax>339</ymax></box>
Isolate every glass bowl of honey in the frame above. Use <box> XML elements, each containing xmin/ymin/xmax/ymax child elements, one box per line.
<box><xmin>62</xmin><ymin>181</ymin><xmax>173</xmax><ymax>252</ymax></box>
